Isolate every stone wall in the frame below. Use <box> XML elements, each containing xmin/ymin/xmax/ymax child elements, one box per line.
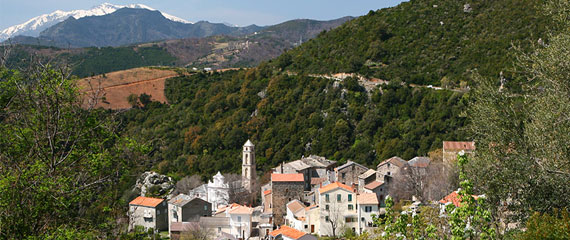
<box><xmin>271</xmin><ymin>181</ymin><xmax>305</xmax><ymax>226</ymax></box>
<box><xmin>336</xmin><ymin>164</ymin><xmax>368</xmax><ymax>187</ymax></box>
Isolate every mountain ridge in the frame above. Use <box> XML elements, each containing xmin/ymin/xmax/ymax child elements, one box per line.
<box><xmin>0</xmin><ymin>3</ymin><xmax>190</xmax><ymax>41</ymax></box>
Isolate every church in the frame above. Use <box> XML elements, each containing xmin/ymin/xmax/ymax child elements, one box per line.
<box><xmin>188</xmin><ymin>139</ymin><xmax>256</xmax><ymax>211</ymax></box>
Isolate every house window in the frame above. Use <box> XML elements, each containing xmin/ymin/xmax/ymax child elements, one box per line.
<box><xmin>304</xmin><ymin>224</ymin><xmax>308</xmax><ymax>229</ymax></box>
<box><xmin>387</xmin><ymin>171</ymin><xmax>391</xmax><ymax>176</ymax></box>
<box><xmin>342</xmin><ymin>172</ymin><xmax>346</xmax><ymax>179</ymax></box>
<box><xmin>365</xmin><ymin>206</ymin><xmax>372</xmax><ymax>212</ymax></box>
<box><xmin>204</xmin><ymin>205</ymin><xmax>208</xmax><ymax>210</ymax></box>
<box><xmin>348</xmin><ymin>194</ymin><xmax>352</xmax><ymax>202</ymax></box>
<box><xmin>325</xmin><ymin>205</ymin><xmax>329</xmax><ymax>210</ymax></box>
<box><xmin>348</xmin><ymin>204</ymin><xmax>353</xmax><ymax>210</ymax></box>
<box><xmin>361</xmin><ymin>217</ymin><xmax>365</xmax><ymax>222</ymax></box>
<box><xmin>325</xmin><ymin>216</ymin><xmax>329</xmax><ymax>222</ymax></box>
<box><xmin>325</xmin><ymin>194</ymin><xmax>330</xmax><ymax>202</ymax></box>
<box><xmin>238</xmin><ymin>216</ymin><xmax>242</xmax><ymax>222</ymax></box>
<box><xmin>337</xmin><ymin>194</ymin><xmax>341</xmax><ymax>202</ymax></box>
<box><xmin>157</xmin><ymin>210</ymin><xmax>160</xmax><ymax>215</ymax></box>
<box><xmin>218</xmin><ymin>227</ymin><xmax>221</xmax><ymax>233</ymax></box>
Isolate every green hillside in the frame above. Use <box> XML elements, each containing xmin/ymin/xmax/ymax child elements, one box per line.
<box><xmin>275</xmin><ymin>0</ymin><xmax>549</xmax><ymax>86</ymax></box>
<box><xmin>121</xmin><ymin>67</ymin><xmax>466</xmax><ymax>178</ymax></box>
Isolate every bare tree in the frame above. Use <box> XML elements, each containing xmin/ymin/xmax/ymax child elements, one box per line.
<box><xmin>180</xmin><ymin>222</ymin><xmax>215</xmax><ymax>240</ymax></box>
<box><xmin>322</xmin><ymin>200</ymin><xmax>346</xmax><ymax>237</ymax></box>
<box><xmin>174</xmin><ymin>175</ymin><xmax>203</xmax><ymax>195</ymax></box>
<box><xmin>392</xmin><ymin>162</ymin><xmax>457</xmax><ymax>203</ymax></box>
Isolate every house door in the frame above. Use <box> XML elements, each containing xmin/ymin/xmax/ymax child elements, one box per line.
<box><xmin>311</xmin><ymin>225</ymin><xmax>315</xmax><ymax>233</ymax></box>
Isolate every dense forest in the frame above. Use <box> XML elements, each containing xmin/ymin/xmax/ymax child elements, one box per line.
<box><xmin>274</xmin><ymin>0</ymin><xmax>549</xmax><ymax>87</ymax></box>
<box><xmin>121</xmin><ymin>66</ymin><xmax>467</xmax><ymax>179</ymax></box>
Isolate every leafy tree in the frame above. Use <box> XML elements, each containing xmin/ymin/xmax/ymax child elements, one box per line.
<box><xmin>517</xmin><ymin>209</ymin><xmax>570</xmax><ymax>240</ymax></box>
<box><xmin>466</xmin><ymin>0</ymin><xmax>570</xmax><ymax>223</ymax></box>
<box><xmin>0</xmin><ymin>66</ymin><xmax>143</xmax><ymax>238</ymax></box>
<box><xmin>446</xmin><ymin>153</ymin><xmax>496</xmax><ymax>240</ymax></box>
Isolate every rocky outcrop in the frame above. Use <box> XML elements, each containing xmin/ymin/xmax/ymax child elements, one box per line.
<box><xmin>134</xmin><ymin>171</ymin><xmax>174</xmax><ymax>198</ymax></box>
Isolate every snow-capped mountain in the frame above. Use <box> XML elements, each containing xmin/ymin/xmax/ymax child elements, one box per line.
<box><xmin>0</xmin><ymin>3</ymin><xmax>190</xmax><ymax>41</ymax></box>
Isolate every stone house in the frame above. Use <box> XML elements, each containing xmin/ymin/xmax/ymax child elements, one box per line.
<box><xmin>357</xmin><ymin>169</ymin><xmax>377</xmax><ymax>192</ymax></box>
<box><xmin>442</xmin><ymin>141</ymin><xmax>475</xmax><ymax>164</ymax></box>
<box><xmin>273</xmin><ymin>155</ymin><xmax>336</xmax><ymax>190</ymax></box>
<box><xmin>334</xmin><ymin>160</ymin><xmax>369</xmax><ymax>188</ymax></box>
<box><xmin>356</xmin><ymin>193</ymin><xmax>379</xmax><ymax>234</ymax></box>
<box><xmin>167</xmin><ymin>194</ymin><xmax>212</xmax><ymax>237</ymax></box>
<box><xmin>269</xmin><ymin>225</ymin><xmax>318</xmax><ymax>240</ymax></box>
<box><xmin>271</xmin><ymin>173</ymin><xmax>305</xmax><ymax>226</ymax></box>
<box><xmin>317</xmin><ymin>182</ymin><xmax>358</xmax><ymax>236</ymax></box>
<box><xmin>376</xmin><ymin>156</ymin><xmax>407</xmax><ymax>184</ymax></box>
<box><xmin>128</xmin><ymin>196</ymin><xmax>168</xmax><ymax>232</ymax></box>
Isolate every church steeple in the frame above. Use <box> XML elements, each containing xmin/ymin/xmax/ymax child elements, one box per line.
<box><xmin>242</xmin><ymin>139</ymin><xmax>255</xmax><ymax>192</ymax></box>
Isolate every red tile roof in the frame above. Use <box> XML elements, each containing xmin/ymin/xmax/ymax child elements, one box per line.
<box><xmin>443</xmin><ymin>141</ymin><xmax>475</xmax><ymax>151</ymax></box>
<box><xmin>264</xmin><ymin>189</ymin><xmax>272</xmax><ymax>195</ymax></box>
<box><xmin>129</xmin><ymin>196</ymin><xmax>164</xmax><ymax>207</ymax></box>
<box><xmin>310</xmin><ymin>177</ymin><xmax>326</xmax><ymax>185</ymax></box>
<box><xmin>271</xmin><ymin>173</ymin><xmax>304</xmax><ymax>182</ymax></box>
<box><xmin>269</xmin><ymin>225</ymin><xmax>306</xmax><ymax>239</ymax></box>
<box><xmin>364</xmin><ymin>180</ymin><xmax>384</xmax><ymax>190</ymax></box>
<box><xmin>319</xmin><ymin>182</ymin><xmax>354</xmax><ymax>194</ymax></box>
<box><xmin>439</xmin><ymin>190</ymin><xmax>479</xmax><ymax>207</ymax></box>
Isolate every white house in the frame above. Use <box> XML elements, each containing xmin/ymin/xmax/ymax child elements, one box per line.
<box><xmin>215</xmin><ymin>203</ymin><xmax>254</xmax><ymax>239</ymax></box>
<box><xmin>317</xmin><ymin>182</ymin><xmax>358</xmax><ymax>236</ymax></box>
<box><xmin>356</xmin><ymin>193</ymin><xmax>379</xmax><ymax>234</ymax></box>
<box><xmin>285</xmin><ymin>199</ymin><xmax>306</xmax><ymax>231</ymax></box>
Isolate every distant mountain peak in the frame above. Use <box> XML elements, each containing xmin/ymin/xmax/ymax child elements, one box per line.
<box><xmin>0</xmin><ymin>3</ymin><xmax>191</xmax><ymax>41</ymax></box>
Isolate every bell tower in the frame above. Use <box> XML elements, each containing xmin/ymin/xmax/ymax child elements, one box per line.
<box><xmin>242</xmin><ymin>139</ymin><xmax>256</xmax><ymax>192</ymax></box>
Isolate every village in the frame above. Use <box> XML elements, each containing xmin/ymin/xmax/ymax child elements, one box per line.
<box><xmin>127</xmin><ymin>139</ymin><xmax>476</xmax><ymax>239</ymax></box>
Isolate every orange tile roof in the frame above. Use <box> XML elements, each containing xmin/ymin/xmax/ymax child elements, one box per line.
<box><xmin>443</xmin><ymin>141</ymin><xmax>475</xmax><ymax>151</ymax></box>
<box><xmin>269</xmin><ymin>225</ymin><xmax>306</xmax><ymax>239</ymax></box>
<box><xmin>271</xmin><ymin>173</ymin><xmax>304</xmax><ymax>182</ymax></box>
<box><xmin>264</xmin><ymin>189</ymin><xmax>272</xmax><ymax>195</ymax></box>
<box><xmin>439</xmin><ymin>191</ymin><xmax>479</xmax><ymax>207</ymax></box>
<box><xmin>129</xmin><ymin>196</ymin><xmax>164</xmax><ymax>207</ymax></box>
<box><xmin>364</xmin><ymin>180</ymin><xmax>384</xmax><ymax>190</ymax></box>
<box><xmin>228</xmin><ymin>204</ymin><xmax>253</xmax><ymax>215</ymax></box>
<box><xmin>357</xmin><ymin>193</ymin><xmax>379</xmax><ymax>205</ymax></box>
<box><xmin>319</xmin><ymin>182</ymin><xmax>354</xmax><ymax>194</ymax></box>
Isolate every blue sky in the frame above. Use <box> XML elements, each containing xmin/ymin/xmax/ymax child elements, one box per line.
<box><xmin>0</xmin><ymin>0</ymin><xmax>406</xmax><ymax>30</ymax></box>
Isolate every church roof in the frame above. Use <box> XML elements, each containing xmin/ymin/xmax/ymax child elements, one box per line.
<box><xmin>214</xmin><ymin>171</ymin><xmax>225</xmax><ymax>179</ymax></box>
<box><xmin>244</xmin><ymin>139</ymin><xmax>254</xmax><ymax>147</ymax></box>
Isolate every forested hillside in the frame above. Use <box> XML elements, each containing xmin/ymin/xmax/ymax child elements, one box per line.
<box><xmin>275</xmin><ymin>0</ymin><xmax>549</xmax><ymax>86</ymax></box>
<box><xmin>121</xmin><ymin>66</ymin><xmax>466</xmax><ymax>179</ymax></box>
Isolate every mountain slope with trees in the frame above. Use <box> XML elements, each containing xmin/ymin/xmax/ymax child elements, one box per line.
<box><xmin>274</xmin><ymin>0</ymin><xmax>549</xmax><ymax>87</ymax></box>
